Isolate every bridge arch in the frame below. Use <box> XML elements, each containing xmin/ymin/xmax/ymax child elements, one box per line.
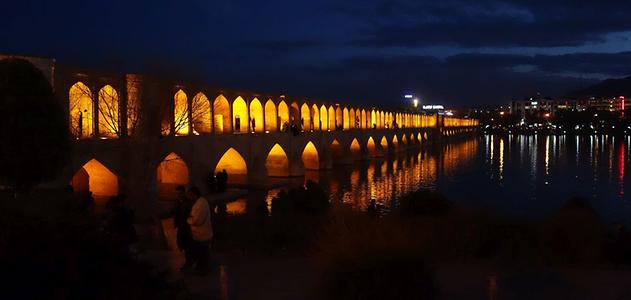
<box><xmin>367</xmin><ymin>137</ymin><xmax>377</xmax><ymax>157</ymax></box>
<box><xmin>380</xmin><ymin>136</ymin><xmax>389</xmax><ymax>151</ymax></box>
<box><xmin>392</xmin><ymin>135</ymin><xmax>399</xmax><ymax>149</ymax></box>
<box><xmin>265</xmin><ymin>143</ymin><xmax>289</xmax><ymax>177</ymax></box>
<box><xmin>71</xmin><ymin>158</ymin><xmax>118</xmax><ymax>201</ymax></box>
<box><xmin>328</xmin><ymin>106</ymin><xmax>335</xmax><ymax>130</ymax></box>
<box><xmin>402</xmin><ymin>134</ymin><xmax>408</xmax><ymax>145</ymax></box>
<box><xmin>232</xmin><ymin>96</ymin><xmax>248</xmax><ymax>133</ymax></box>
<box><xmin>290</xmin><ymin>102</ymin><xmax>300</xmax><ymax>125</ymax></box>
<box><xmin>372</xmin><ymin>110</ymin><xmax>379</xmax><ymax>128</ymax></box>
<box><xmin>249</xmin><ymin>98</ymin><xmax>263</xmax><ymax>133</ymax></box>
<box><xmin>278</xmin><ymin>101</ymin><xmax>289</xmax><ymax>129</ymax></box>
<box><xmin>335</xmin><ymin>106</ymin><xmax>343</xmax><ymax>129</ymax></box>
<box><xmin>320</xmin><ymin>105</ymin><xmax>328</xmax><ymax>130</ymax></box>
<box><xmin>191</xmin><ymin>92</ymin><xmax>211</xmax><ymax>134</ymax></box>
<box><xmin>330</xmin><ymin>139</ymin><xmax>343</xmax><ymax>162</ymax></box>
<box><xmin>301</xmin><ymin>103</ymin><xmax>311</xmax><ymax>131</ymax></box>
<box><xmin>302</xmin><ymin>141</ymin><xmax>320</xmax><ymax>170</ymax></box>
<box><xmin>98</xmin><ymin>85</ymin><xmax>120</xmax><ymax>138</ymax></box>
<box><xmin>157</xmin><ymin>152</ymin><xmax>189</xmax><ymax>200</ymax></box>
<box><xmin>172</xmin><ymin>89</ymin><xmax>189</xmax><ymax>136</ymax></box>
<box><xmin>215</xmin><ymin>147</ymin><xmax>248</xmax><ymax>184</ymax></box>
<box><xmin>69</xmin><ymin>82</ymin><xmax>93</xmax><ymax>139</ymax></box>
<box><xmin>349</xmin><ymin>108</ymin><xmax>356</xmax><ymax>129</ymax></box>
<box><xmin>350</xmin><ymin>138</ymin><xmax>361</xmax><ymax>157</ymax></box>
<box><xmin>311</xmin><ymin>104</ymin><xmax>320</xmax><ymax>131</ymax></box>
<box><xmin>264</xmin><ymin>99</ymin><xmax>276</xmax><ymax>132</ymax></box>
<box><xmin>361</xmin><ymin>109</ymin><xmax>367</xmax><ymax>129</ymax></box>
<box><xmin>213</xmin><ymin>95</ymin><xmax>231</xmax><ymax>134</ymax></box>
<box><xmin>343</xmin><ymin>108</ymin><xmax>350</xmax><ymax>129</ymax></box>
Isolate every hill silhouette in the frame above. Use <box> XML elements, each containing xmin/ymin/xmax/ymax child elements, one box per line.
<box><xmin>568</xmin><ymin>75</ymin><xmax>631</xmax><ymax>98</ymax></box>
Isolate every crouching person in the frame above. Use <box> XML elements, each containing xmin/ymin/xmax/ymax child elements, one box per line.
<box><xmin>186</xmin><ymin>187</ymin><xmax>213</xmax><ymax>275</ymax></box>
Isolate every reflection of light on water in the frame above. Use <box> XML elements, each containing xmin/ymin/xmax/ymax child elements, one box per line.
<box><xmin>545</xmin><ymin>135</ymin><xmax>550</xmax><ymax>176</ymax></box>
<box><xmin>499</xmin><ymin>138</ymin><xmax>504</xmax><ymax>180</ymax></box>
<box><xmin>246</xmin><ymin>139</ymin><xmax>479</xmax><ymax>215</ymax></box>
<box><xmin>226</xmin><ymin>198</ymin><xmax>247</xmax><ymax>215</ymax></box>
<box><xmin>619</xmin><ymin>142</ymin><xmax>625</xmax><ymax>198</ymax></box>
<box><xmin>265</xmin><ymin>188</ymin><xmax>282</xmax><ymax>212</ymax></box>
<box><xmin>490</xmin><ymin>135</ymin><xmax>494</xmax><ymax>164</ymax></box>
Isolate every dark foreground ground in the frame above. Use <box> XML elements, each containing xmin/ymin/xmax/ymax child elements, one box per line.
<box><xmin>140</xmin><ymin>221</ymin><xmax>631</xmax><ymax>300</ymax></box>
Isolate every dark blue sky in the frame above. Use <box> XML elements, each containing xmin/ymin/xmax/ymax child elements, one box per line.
<box><xmin>3</xmin><ymin>0</ymin><xmax>631</xmax><ymax>106</ymax></box>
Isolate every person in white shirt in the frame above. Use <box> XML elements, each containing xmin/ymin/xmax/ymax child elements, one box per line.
<box><xmin>186</xmin><ymin>187</ymin><xmax>213</xmax><ymax>274</ymax></box>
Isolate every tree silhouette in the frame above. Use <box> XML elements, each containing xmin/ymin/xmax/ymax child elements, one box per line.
<box><xmin>0</xmin><ymin>58</ymin><xmax>70</xmax><ymax>189</ymax></box>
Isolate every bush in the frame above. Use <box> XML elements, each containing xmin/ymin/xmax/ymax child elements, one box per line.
<box><xmin>271</xmin><ymin>180</ymin><xmax>329</xmax><ymax>216</ymax></box>
<box><xmin>0</xmin><ymin>58</ymin><xmax>70</xmax><ymax>189</ymax></box>
<box><xmin>398</xmin><ymin>189</ymin><xmax>452</xmax><ymax>217</ymax></box>
<box><xmin>0</xmin><ymin>190</ymin><xmax>189</xmax><ymax>299</ymax></box>
<box><xmin>538</xmin><ymin>197</ymin><xmax>606</xmax><ymax>265</ymax></box>
<box><xmin>316</xmin><ymin>211</ymin><xmax>438</xmax><ymax>300</ymax></box>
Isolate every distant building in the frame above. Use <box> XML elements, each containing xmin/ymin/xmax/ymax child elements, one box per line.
<box><xmin>509</xmin><ymin>95</ymin><xmax>556</xmax><ymax>119</ymax></box>
<box><xmin>510</xmin><ymin>95</ymin><xmax>630</xmax><ymax>119</ymax></box>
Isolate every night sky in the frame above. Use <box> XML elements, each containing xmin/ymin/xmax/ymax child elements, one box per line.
<box><xmin>3</xmin><ymin>0</ymin><xmax>631</xmax><ymax>107</ymax></box>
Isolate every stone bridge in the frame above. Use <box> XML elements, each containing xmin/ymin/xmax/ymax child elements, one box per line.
<box><xmin>2</xmin><ymin>55</ymin><xmax>478</xmax><ymax>213</ymax></box>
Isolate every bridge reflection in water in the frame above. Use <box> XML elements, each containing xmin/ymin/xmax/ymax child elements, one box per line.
<box><xmin>227</xmin><ymin>138</ymin><xmax>479</xmax><ymax>215</ymax></box>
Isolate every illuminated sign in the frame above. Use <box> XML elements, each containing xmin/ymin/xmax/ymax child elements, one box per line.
<box><xmin>422</xmin><ymin>105</ymin><xmax>444</xmax><ymax>110</ymax></box>
<box><xmin>404</xmin><ymin>95</ymin><xmax>413</xmax><ymax>99</ymax></box>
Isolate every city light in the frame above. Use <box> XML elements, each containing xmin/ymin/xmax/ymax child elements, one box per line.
<box><xmin>413</xmin><ymin>98</ymin><xmax>418</xmax><ymax>107</ymax></box>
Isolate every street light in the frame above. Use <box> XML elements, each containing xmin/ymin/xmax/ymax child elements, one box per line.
<box><xmin>413</xmin><ymin>98</ymin><xmax>419</xmax><ymax>108</ymax></box>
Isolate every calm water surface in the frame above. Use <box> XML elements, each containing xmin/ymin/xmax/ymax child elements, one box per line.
<box><xmin>229</xmin><ymin>135</ymin><xmax>631</xmax><ymax>224</ymax></box>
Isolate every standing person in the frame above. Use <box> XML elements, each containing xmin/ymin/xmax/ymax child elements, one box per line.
<box><xmin>161</xmin><ymin>186</ymin><xmax>195</xmax><ymax>270</ymax></box>
<box><xmin>187</xmin><ymin>187</ymin><xmax>213</xmax><ymax>275</ymax></box>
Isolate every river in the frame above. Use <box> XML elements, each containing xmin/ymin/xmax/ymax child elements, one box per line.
<box><xmin>228</xmin><ymin>134</ymin><xmax>631</xmax><ymax>225</ymax></box>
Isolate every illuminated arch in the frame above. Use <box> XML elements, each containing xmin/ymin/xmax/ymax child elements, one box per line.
<box><xmin>172</xmin><ymin>89</ymin><xmax>189</xmax><ymax>136</ymax></box>
<box><xmin>302</xmin><ymin>142</ymin><xmax>320</xmax><ymax>170</ymax></box>
<box><xmin>264</xmin><ymin>99</ymin><xmax>277</xmax><ymax>132</ymax></box>
<box><xmin>349</xmin><ymin>108</ymin><xmax>356</xmax><ymax>129</ymax></box>
<box><xmin>361</xmin><ymin>109</ymin><xmax>367</xmax><ymax>129</ymax></box>
<box><xmin>71</xmin><ymin>159</ymin><xmax>118</xmax><ymax>198</ymax></box>
<box><xmin>371</xmin><ymin>110</ymin><xmax>377</xmax><ymax>128</ymax></box>
<box><xmin>69</xmin><ymin>82</ymin><xmax>93</xmax><ymax>139</ymax></box>
<box><xmin>249</xmin><ymin>98</ymin><xmax>264</xmax><ymax>133</ymax></box>
<box><xmin>336</xmin><ymin>106</ymin><xmax>343</xmax><ymax>129</ymax></box>
<box><xmin>367</xmin><ymin>137</ymin><xmax>377</xmax><ymax>156</ymax></box>
<box><xmin>424</xmin><ymin>132</ymin><xmax>428</xmax><ymax>140</ymax></box>
<box><xmin>380</xmin><ymin>136</ymin><xmax>388</xmax><ymax>150</ymax></box>
<box><xmin>402</xmin><ymin>134</ymin><xmax>408</xmax><ymax>145</ymax></box>
<box><xmin>301</xmin><ymin>103</ymin><xmax>311</xmax><ymax>131</ymax></box>
<box><xmin>278</xmin><ymin>101</ymin><xmax>289</xmax><ymax>129</ymax></box>
<box><xmin>191</xmin><ymin>92</ymin><xmax>211</xmax><ymax>134</ymax></box>
<box><xmin>290</xmin><ymin>101</ymin><xmax>300</xmax><ymax>125</ymax></box>
<box><xmin>265</xmin><ymin>144</ymin><xmax>289</xmax><ymax>177</ymax></box>
<box><xmin>320</xmin><ymin>105</ymin><xmax>328</xmax><ymax>130</ymax></box>
<box><xmin>417</xmin><ymin>133</ymin><xmax>422</xmax><ymax>142</ymax></box>
<box><xmin>98</xmin><ymin>85</ymin><xmax>120</xmax><ymax>137</ymax></box>
<box><xmin>215</xmin><ymin>148</ymin><xmax>248</xmax><ymax>184</ymax></box>
<box><xmin>232</xmin><ymin>96</ymin><xmax>248</xmax><ymax>133</ymax></box>
<box><xmin>350</xmin><ymin>138</ymin><xmax>361</xmax><ymax>156</ymax></box>
<box><xmin>213</xmin><ymin>95</ymin><xmax>231</xmax><ymax>133</ymax></box>
<box><xmin>343</xmin><ymin>108</ymin><xmax>350</xmax><ymax>129</ymax></box>
<box><xmin>392</xmin><ymin>135</ymin><xmax>399</xmax><ymax>149</ymax></box>
<box><xmin>328</xmin><ymin>106</ymin><xmax>335</xmax><ymax>130</ymax></box>
<box><xmin>330</xmin><ymin>139</ymin><xmax>342</xmax><ymax>161</ymax></box>
<box><xmin>312</xmin><ymin>104</ymin><xmax>320</xmax><ymax>131</ymax></box>
<box><xmin>378</xmin><ymin>111</ymin><xmax>384</xmax><ymax>128</ymax></box>
<box><xmin>157</xmin><ymin>153</ymin><xmax>189</xmax><ymax>200</ymax></box>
